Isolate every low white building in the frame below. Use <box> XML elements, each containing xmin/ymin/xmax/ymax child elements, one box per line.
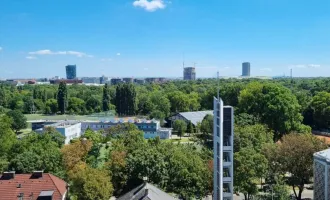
<box><xmin>81</xmin><ymin>119</ymin><xmax>172</xmax><ymax>139</ymax></box>
<box><xmin>313</xmin><ymin>148</ymin><xmax>330</xmax><ymax>200</ymax></box>
<box><xmin>45</xmin><ymin>121</ymin><xmax>82</xmax><ymax>144</ymax></box>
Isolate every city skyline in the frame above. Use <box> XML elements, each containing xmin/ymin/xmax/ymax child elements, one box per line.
<box><xmin>1</xmin><ymin>0</ymin><xmax>330</xmax><ymax>78</ymax></box>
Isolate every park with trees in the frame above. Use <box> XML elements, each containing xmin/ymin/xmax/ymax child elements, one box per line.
<box><xmin>0</xmin><ymin>77</ymin><xmax>330</xmax><ymax>199</ymax></box>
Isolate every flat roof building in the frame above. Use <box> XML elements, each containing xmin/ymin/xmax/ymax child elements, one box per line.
<box><xmin>111</xmin><ymin>78</ymin><xmax>123</xmax><ymax>85</ymax></box>
<box><xmin>66</xmin><ymin>65</ymin><xmax>77</xmax><ymax>79</ymax></box>
<box><xmin>242</xmin><ymin>62</ymin><xmax>250</xmax><ymax>77</ymax></box>
<box><xmin>183</xmin><ymin>67</ymin><xmax>196</xmax><ymax>80</ymax></box>
<box><xmin>168</xmin><ymin>110</ymin><xmax>213</xmax><ymax>127</ymax></box>
<box><xmin>35</xmin><ymin>121</ymin><xmax>82</xmax><ymax>144</ymax></box>
<box><xmin>314</xmin><ymin>148</ymin><xmax>330</xmax><ymax>200</ymax></box>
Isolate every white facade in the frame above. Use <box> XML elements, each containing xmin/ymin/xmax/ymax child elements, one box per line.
<box><xmin>46</xmin><ymin>121</ymin><xmax>82</xmax><ymax>144</ymax></box>
<box><xmin>314</xmin><ymin>149</ymin><xmax>330</xmax><ymax>200</ymax></box>
<box><xmin>80</xmin><ymin>120</ymin><xmax>171</xmax><ymax>139</ymax></box>
<box><xmin>213</xmin><ymin>97</ymin><xmax>234</xmax><ymax>200</ymax></box>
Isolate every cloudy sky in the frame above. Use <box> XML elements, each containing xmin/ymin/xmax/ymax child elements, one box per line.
<box><xmin>0</xmin><ymin>0</ymin><xmax>330</xmax><ymax>78</ymax></box>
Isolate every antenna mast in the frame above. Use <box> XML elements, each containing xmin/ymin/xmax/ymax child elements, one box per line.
<box><xmin>217</xmin><ymin>71</ymin><xmax>220</xmax><ymax>99</ymax></box>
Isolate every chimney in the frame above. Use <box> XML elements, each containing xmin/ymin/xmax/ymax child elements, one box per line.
<box><xmin>2</xmin><ymin>171</ymin><xmax>15</xmax><ymax>179</ymax></box>
<box><xmin>32</xmin><ymin>170</ymin><xmax>44</xmax><ymax>178</ymax></box>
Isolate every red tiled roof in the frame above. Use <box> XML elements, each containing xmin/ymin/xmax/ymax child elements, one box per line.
<box><xmin>0</xmin><ymin>173</ymin><xmax>67</xmax><ymax>200</ymax></box>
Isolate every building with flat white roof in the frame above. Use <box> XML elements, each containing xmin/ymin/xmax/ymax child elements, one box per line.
<box><xmin>314</xmin><ymin>148</ymin><xmax>330</xmax><ymax>200</ymax></box>
<box><xmin>35</xmin><ymin>121</ymin><xmax>82</xmax><ymax>144</ymax></box>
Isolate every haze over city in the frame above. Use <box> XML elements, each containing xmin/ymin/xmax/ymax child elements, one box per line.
<box><xmin>0</xmin><ymin>0</ymin><xmax>330</xmax><ymax>78</ymax></box>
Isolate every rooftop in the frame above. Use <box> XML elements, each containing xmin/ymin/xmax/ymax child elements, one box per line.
<box><xmin>117</xmin><ymin>183</ymin><xmax>175</xmax><ymax>200</ymax></box>
<box><xmin>177</xmin><ymin>110</ymin><xmax>213</xmax><ymax>126</ymax></box>
<box><xmin>0</xmin><ymin>172</ymin><xmax>67</xmax><ymax>200</ymax></box>
<box><xmin>314</xmin><ymin>148</ymin><xmax>330</xmax><ymax>163</ymax></box>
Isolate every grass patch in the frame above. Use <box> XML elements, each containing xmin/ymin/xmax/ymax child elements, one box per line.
<box><xmin>97</xmin><ymin>144</ymin><xmax>109</xmax><ymax>168</ymax></box>
<box><xmin>25</xmin><ymin>114</ymin><xmax>102</xmax><ymax>121</ymax></box>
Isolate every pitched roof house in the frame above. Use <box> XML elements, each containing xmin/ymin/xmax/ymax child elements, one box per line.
<box><xmin>0</xmin><ymin>171</ymin><xmax>67</xmax><ymax>200</ymax></box>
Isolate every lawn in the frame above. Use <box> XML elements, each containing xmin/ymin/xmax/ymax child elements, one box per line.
<box><xmin>25</xmin><ymin>114</ymin><xmax>102</xmax><ymax>121</ymax></box>
<box><xmin>97</xmin><ymin>143</ymin><xmax>109</xmax><ymax>168</ymax></box>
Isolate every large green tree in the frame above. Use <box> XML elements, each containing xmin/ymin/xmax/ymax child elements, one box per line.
<box><xmin>238</xmin><ymin>82</ymin><xmax>310</xmax><ymax>139</ymax></box>
<box><xmin>0</xmin><ymin>116</ymin><xmax>16</xmax><ymax>156</ymax></box>
<box><xmin>310</xmin><ymin>91</ymin><xmax>330</xmax><ymax>129</ymax></box>
<box><xmin>102</xmin><ymin>83</ymin><xmax>111</xmax><ymax>111</ymax></box>
<box><xmin>115</xmin><ymin>83</ymin><xmax>137</xmax><ymax>116</ymax></box>
<box><xmin>45</xmin><ymin>98</ymin><xmax>58</xmax><ymax>114</ymax></box>
<box><xmin>6</xmin><ymin>110</ymin><xmax>27</xmax><ymax>133</ymax></box>
<box><xmin>173</xmin><ymin>120</ymin><xmax>187</xmax><ymax>139</ymax></box>
<box><xmin>234</xmin><ymin>148</ymin><xmax>268</xmax><ymax>200</ymax></box>
<box><xmin>265</xmin><ymin>133</ymin><xmax>327</xmax><ymax>200</ymax></box>
<box><xmin>57</xmin><ymin>82</ymin><xmax>68</xmax><ymax>114</ymax></box>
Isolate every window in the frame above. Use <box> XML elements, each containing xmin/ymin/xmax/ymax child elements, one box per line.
<box><xmin>223</xmin><ymin>167</ymin><xmax>230</xmax><ymax>178</ymax></box>
<box><xmin>223</xmin><ymin>152</ymin><xmax>230</xmax><ymax>162</ymax></box>
<box><xmin>217</xmin><ymin>142</ymin><xmax>220</xmax><ymax>156</ymax></box>
<box><xmin>217</xmin><ymin>157</ymin><xmax>220</xmax><ymax>172</ymax></box>
<box><xmin>224</xmin><ymin>136</ymin><xmax>230</xmax><ymax>146</ymax></box>
<box><xmin>223</xmin><ymin>183</ymin><xmax>231</xmax><ymax>193</ymax></box>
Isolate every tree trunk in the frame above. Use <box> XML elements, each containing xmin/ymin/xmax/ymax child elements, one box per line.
<box><xmin>298</xmin><ymin>184</ymin><xmax>304</xmax><ymax>200</ymax></box>
<box><xmin>244</xmin><ymin>193</ymin><xmax>248</xmax><ymax>200</ymax></box>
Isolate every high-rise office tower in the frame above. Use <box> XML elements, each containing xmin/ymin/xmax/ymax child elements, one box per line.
<box><xmin>213</xmin><ymin>97</ymin><xmax>234</xmax><ymax>200</ymax></box>
<box><xmin>242</xmin><ymin>62</ymin><xmax>251</xmax><ymax>77</ymax></box>
<box><xmin>183</xmin><ymin>67</ymin><xmax>196</xmax><ymax>80</ymax></box>
<box><xmin>66</xmin><ymin>65</ymin><xmax>77</xmax><ymax>79</ymax></box>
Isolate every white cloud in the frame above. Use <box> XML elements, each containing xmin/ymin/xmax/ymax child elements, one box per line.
<box><xmin>28</xmin><ymin>49</ymin><xmax>93</xmax><ymax>57</ymax></box>
<box><xmin>133</xmin><ymin>0</ymin><xmax>166</xmax><ymax>12</ymax></box>
<box><xmin>308</xmin><ymin>64</ymin><xmax>321</xmax><ymax>68</ymax></box>
<box><xmin>260</xmin><ymin>68</ymin><xmax>272</xmax><ymax>72</ymax></box>
<box><xmin>289</xmin><ymin>64</ymin><xmax>321</xmax><ymax>69</ymax></box>
<box><xmin>0</xmin><ymin>47</ymin><xmax>2</xmax><ymax>51</ymax></box>
<box><xmin>26</xmin><ymin>56</ymin><xmax>37</xmax><ymax>60</ymax></box>
<box><xmin>116</xmin><ymin>53</ymin><xmax>121</xmax><ymax>56</ymax></box>
<box><xmin>101</xmin><ymin>58</ymin><xmax>112</xmax><ymax>61</ymax></box>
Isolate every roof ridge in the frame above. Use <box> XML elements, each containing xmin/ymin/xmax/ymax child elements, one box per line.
<box><xmin>48</xmin><ymin>174</ymin><xmax>65</xmax><ymax>196</ymax></box>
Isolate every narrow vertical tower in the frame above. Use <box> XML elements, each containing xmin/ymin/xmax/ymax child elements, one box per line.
<box><xmin>213</xmin><ymin>97</ymin><xmax>234</xmax><ymax>200</ymax></box>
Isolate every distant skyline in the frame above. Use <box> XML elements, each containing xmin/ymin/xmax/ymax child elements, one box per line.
<box><xmin>1</xmin><ymin>0</ymin><xmax>330</xmax><ymax>78</ymax></box>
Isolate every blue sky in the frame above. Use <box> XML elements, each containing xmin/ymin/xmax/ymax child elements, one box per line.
<box><xmin>0</xmin><ymin>0</ymin><xmax>330</xmax><ymax>78</ymax></box>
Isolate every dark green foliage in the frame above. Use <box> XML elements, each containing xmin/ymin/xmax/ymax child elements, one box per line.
<box><xmin>6</xmin><ymin>110</ymin><xmax>27</xmax><ymax>133</ymax></box>
<box><xmin>57</xmin><ymin>82</ymin><xmax>67</xmax><ymax>114</ymax></box>
<box><xmin>115</xmin><ymin>83</ymin><xmax>137</xmax><ymax>116</ymax></box>
<box><xmin>311</xmin><ymin>91</ymin><xmax>330</xmax><ymax>129</ymax></box>
<box><xmin>239</xmin><ymin>82</ymin><xmax>309</xmax><ymax>139</ymax></box>
<box><xmin>173</xmin><ymin>120</ymin><xmax>187</xmax><ymax>139</ymax></box>
<box><xmin>108</xmin><ymin>130</ymin><xmax>212</xmax><ymax>199</ymax></box>
<box><xmin>103</xmin><ymin>83</ymin><xmax>111</xmax><ymax>111</ymax></box>
<box><xmin>186</xmin><ymin>121</ymin><xmax>194</xmax><ymax>133</ymax></box>
<box><xmin>45</xmin><ymin>98</ymin><xmax>58</xmax><ymax>114</ymax></box>
<box><xmin>0</xmin><ymin>116</ymin><xmax>16</xmax><ymax>156</ymax></box>
<box><xmin>8</xmin><ymin>131</ymin><xmax>65</xmax><ymax>176</ymax></box>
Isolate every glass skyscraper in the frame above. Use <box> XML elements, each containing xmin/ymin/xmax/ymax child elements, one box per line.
<box><xmin>66</xmin><ymin>65</ymin><xmax>77</xmax><ymax>79</ymax></box>
<box><xmin>242</xmin><ymin>62</ymin><xmax>251</xmax><ymax>77</ymax></box>
<box><xmin>213</xmin><ymin>97</ymin><xmax>234</xmax><ymax>200</ymax></box>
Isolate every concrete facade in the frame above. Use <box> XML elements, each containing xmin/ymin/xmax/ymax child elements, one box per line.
<box><xmin>314</xmin><ymin>149</ymin><xmax>330</xmax><ymax>200</ymax></box>
<box><xmin>81</xmin><ymin>119</ymin><xmax>172</xmax><ymax>139</ymax></box>
<box><xmin>32</xmin><ymin>119</ymin><xmax>172</xmax><ymax>141</ymax></box>
<box><xmin>46</xmin><ymin>121</ymin><xmax>82</xmax><ymax>144</ymax></box>
<box><xmin>183</xmin><ymin>67</ymin><xmax>196</xmax><ymax>80</ymax></box>
<box><xmin>213</xmin><ymin>97</ymin><xmax>234</xmax><ymax>200</ymax></box>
